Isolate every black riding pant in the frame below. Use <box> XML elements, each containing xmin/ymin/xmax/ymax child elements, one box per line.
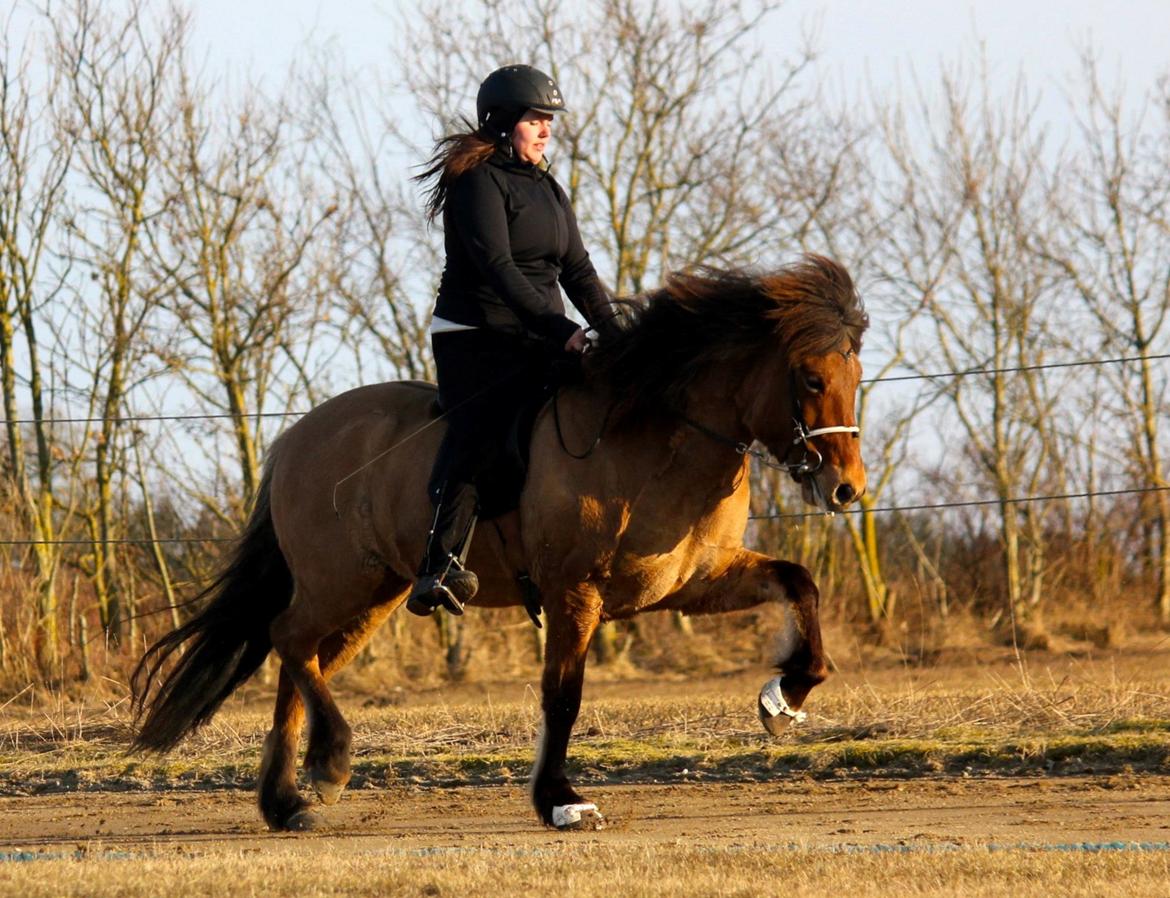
<box><xmin>419</xmin><ymin>328</ymin><xmax>555</xmax><ymax>575</ymax></box>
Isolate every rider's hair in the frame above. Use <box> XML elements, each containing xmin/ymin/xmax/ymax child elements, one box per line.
<box><xmin>414</xmin><ymin>121</ymin><xmax>497</xmax><ymax>223</ymax></box>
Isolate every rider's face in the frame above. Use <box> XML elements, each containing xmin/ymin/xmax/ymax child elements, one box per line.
<box><xmin>511</xmin><ymin>110</ymin><xmax>553</xmax><ymax>165</ymax></box>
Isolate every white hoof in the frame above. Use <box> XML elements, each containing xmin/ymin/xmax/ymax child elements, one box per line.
<box><xmin>758</xmin><ymin>675</ymin><xmax>807</xmax><ymax>737</ymax></box>
<box><xmin>552</xmin><ymin>802</ymin><xmax>605</xmax><ymax>831</ymax></box>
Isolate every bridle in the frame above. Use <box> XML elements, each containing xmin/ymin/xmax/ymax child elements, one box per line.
<box><xmin>680</xmin><ymin>413</ymin><xmax>859</xmax><ymax>476</ymax></box>
<box><xmin>554</xmin><ymin>351</ymin><xmax>861</xmax><ymax>477</ymax></box>
<box><xmin>680</xmin><ymin>360</ymin><xmax>860</xmax><ymax>477</ymax></box>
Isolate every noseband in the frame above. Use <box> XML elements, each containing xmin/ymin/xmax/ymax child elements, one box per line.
<box><xmin>783</xmin><ymin>420</ymin><xmax>861</xmax><ymax>475</ymax></box>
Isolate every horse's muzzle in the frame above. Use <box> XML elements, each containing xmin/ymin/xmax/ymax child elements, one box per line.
<box><xmin>802</xmin><ymin>464</ymin><xmax>866</xmax><ymax>512</ymax></box>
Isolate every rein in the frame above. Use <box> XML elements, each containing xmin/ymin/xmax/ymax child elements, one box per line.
<box><xmin>553</xmin><ymin>387</ymin><xmax>614</xmax><ymax>460</ymax></box>
<box><xmin>680</xmin><ymin>361</ymin><xmax>859</xmax><ymax>476</ymax></box>
<box><xmin>553</xmin><ymin>389</ymin><xmax>860</xmax><ymax>474</ymax></box>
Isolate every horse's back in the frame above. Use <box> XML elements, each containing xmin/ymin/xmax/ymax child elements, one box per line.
<box><xmin>267</xmin><ymin>380</ymin><xmax>444</xmax><ymax>593</ymax></box>
<box><xmin>279</xmin><ymin>380</ymin><xmax>437</xmax><ymax>445</ymax></box>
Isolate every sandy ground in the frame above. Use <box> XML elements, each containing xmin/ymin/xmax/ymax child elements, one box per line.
<box><xmin>2</xmin><ymin>776</ymin><xmax>1168</xmax><ymax>857</ymax></box>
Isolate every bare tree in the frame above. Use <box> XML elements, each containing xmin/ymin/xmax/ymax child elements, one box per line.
<box><xmin>1038</xmin><ymin>56</ymin><xmax>1170</xmax><ymax>622</ymax></box>
<box><xmin>303</xmin><ymin>63</ymin><xmax>431</xmax><ymax>384</ymax></box>
<box><xmin>552</xmin><ymin>0</ymin><xmax>813</xmax><ymax>287</ymax></box>
<box><xmin>878</xmin><ymin>66</ymin><xmax>1065</xmax><ymax>633</ymax></box>
<box><xmin>48</xmin><ymin>0</ymin><xmax>183</xmax><ymax>641</ymax></box>
<box><xmin>147</xmin><ymin>57</ymin><xmax>334</xmax><ymax>519</ymax></box>
<box><xmin>0</xmin><ymin>20</ymin><xmax>77</xmax><ymax>670</ymax></box>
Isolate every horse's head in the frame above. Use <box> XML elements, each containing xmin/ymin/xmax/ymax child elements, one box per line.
<box><xmin>736</xmin><ymin>259</ymin><xmax>868</xmax><ymax>512</ymax></box>
<box><xmin>583</xmin><ymin>255</ymin><xmax>867</xmax><ymax>514</ymax></box>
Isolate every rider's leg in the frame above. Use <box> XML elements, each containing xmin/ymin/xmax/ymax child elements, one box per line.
<box><xmin>406</xmin><ymin>471</ymin><xmax>480</xmax><ymax>616</ymax></box>
<box><xmin>407</xmin><ymin>329</ymin><xmax>550</xmax><ymax>616</ymax></box>
<box><xmin>407</xmin><ymin>330</ymin><xmax>506</xmax><ymax>615</ymax></box>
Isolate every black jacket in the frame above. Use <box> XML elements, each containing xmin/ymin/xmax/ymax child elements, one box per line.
<box><xmin>434</xmin><ymin>152</ymin><xmax>612</xmax><ymax>347</ymax></box>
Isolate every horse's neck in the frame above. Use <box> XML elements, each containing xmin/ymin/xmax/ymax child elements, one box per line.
<box><xmin>678</xmin><ymin>366</ymin><xmax>753</xmax><ymax>446</ymax></box>
<box><xmin>597</xmin><ymin>365</ymin><xmax>753</xmax><ymax>492</ymax></box>
<box><xmin>598</xmin><ymin>366</ymin><xmax>753</xmax><ymax>567</ymax></box>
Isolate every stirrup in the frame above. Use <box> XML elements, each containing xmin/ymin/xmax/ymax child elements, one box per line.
<box><xmin>406</xmin><ymin>567</ymin><xmax>478</xmax><ymax>617</ymax></box>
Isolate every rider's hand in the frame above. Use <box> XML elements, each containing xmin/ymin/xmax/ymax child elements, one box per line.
<box><xmin>564</xmin><ymin>327</ymin><xmax>589</xmax><ymax>354</ymax></box>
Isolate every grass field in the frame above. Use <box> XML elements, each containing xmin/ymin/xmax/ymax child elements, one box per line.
<box><xmin>3</xmin><ymin>842</ymin><xmax>1170</xmax><ymax>898</ymax></box>
<box><xmin>2</xmin><ymin>644</ymin><xmax>1167</xmax><ymax>791</ymax></box>
<box><xmin>1</xmin><ymin>644</ymin><xmax>1168</xmax><ymax>896</ymax></box>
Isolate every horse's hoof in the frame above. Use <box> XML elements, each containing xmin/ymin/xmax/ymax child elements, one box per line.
<box><xmin>552</xmin><ymin>803</ymin><xmax>605</xmax><ymax>831</ymax></box>
<box><xmin>285</xmin><ymin>808</ymin><xmax>326</xmax><ymax>832</ymax></box>
<box><xmin>758</xmin><ymin>675</ymin><xmax>808</xmax><ymax>737</ymax></box>
<box><xmin>310</xmin><ymin>774</ymin><xmax>345</xmax><ymax>806</ymax></box>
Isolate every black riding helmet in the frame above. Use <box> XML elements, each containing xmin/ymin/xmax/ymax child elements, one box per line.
<box><xmin>476</xmin><ymin>64</ymin><xmax>567</xmax><ymax>139</ymax></box>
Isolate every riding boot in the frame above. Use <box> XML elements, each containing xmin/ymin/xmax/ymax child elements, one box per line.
<box><xmin>407</xmin><ymin>481</ymin><xmax>480</xmax><ymax>616</ymax></box>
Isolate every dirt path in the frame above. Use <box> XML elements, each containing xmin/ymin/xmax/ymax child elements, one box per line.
<box><xmin>2</xmin><ymin>777</ymin><xmax>1168</xmax><ymax>856</ymax></box>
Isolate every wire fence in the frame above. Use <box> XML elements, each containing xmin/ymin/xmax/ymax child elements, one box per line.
<box><xmin>859</xmin><ymin>352</ymin><xmax>1170</xmax><ymax>385</ymax></box>
<box><xmin>1</xmin><ymin>487</ymin><xmax>1166</xmax><ymax>548</ymax></box>
<box><xmin>0</xmin><ymin>351</ymin><xmax>1166</xmax><ymax>547</ymax></box>
<box><xmin>748</xmin><ymin>484</ymin><xmax>1170</xmax><ymax>522</ymax></box>
<box><xmin>1</xmin><ymin>353</ymin><xmax>1166</xmax><ymax>428</ymax></box>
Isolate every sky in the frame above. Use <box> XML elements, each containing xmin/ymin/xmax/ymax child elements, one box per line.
<box><xmin>166</xmin><ymin>0</ymin><xmax>1167</xmax><ymax>117</ymax></box>
<box><xmin>4</xmin><ymin>0</ymin><xmax>1165</xmax><ymax>492</ymax></box>
<box><xmin>9</xmin><ymin>0</ymin><xmax>1165</xmax><ymax>158</ymax></box>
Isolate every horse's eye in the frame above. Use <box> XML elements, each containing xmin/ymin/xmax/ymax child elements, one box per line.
<box><xmin>803</xmin><ymin>373</ymin><xmax>825</xmax><ymax>393</ymax></box>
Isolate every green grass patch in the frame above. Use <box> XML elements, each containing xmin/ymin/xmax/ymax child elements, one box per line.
<box><xmin>3</xmin><ymin>728</ymin><xmax>1167</xmax><ymax>795</ymax></box>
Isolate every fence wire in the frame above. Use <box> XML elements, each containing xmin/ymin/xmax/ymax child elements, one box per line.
<box><xmin>0</xmin><ymin>351</ymin><xmax>1167</xmax><ymax>546</ymax></box>
<box><xmin>1</xmin><ymin>353</ymin><xmax>1166</xmax><ymax>428</ymax></box>
<box><xmin>1</xmin><ymin>485</ymin><xmax>1166</xmax><ymax>547</ymax></box>
<box><xmin>748</xmin><ymin>484</ymin><xmax>1170</xmax><ymax>522</ymax></box>
<box><xmin>860</xmin><ymin>352</ymin><xmax>1169</xmax><ymax>385</ymax></box>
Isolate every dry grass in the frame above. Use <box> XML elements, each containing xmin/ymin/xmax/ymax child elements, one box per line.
<box><xmin>1</xmin><ymin>843</ymin><xmax>1168</xmax><ymax>898</ymax></box>
<box><xmin>1</xmin><ymin>650</ymin><xmax>1167</xmax><ymax>792</ymax></box>
<box><xmin>1</xmin><ymin>651</ymin><xmax>1168</xmax><ymax>897</ymax></box>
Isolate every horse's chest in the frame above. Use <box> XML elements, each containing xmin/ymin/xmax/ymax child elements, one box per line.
<box><xmin>603</xmin><ymin>519</ymin><xmax>735</xmax><ymax>612</ymax></box>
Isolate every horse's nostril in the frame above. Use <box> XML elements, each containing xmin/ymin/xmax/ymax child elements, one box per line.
<box><xmin>833</xmin><ymin>483</ymin><xmax>856</xmax><ymax>505</ymax></box>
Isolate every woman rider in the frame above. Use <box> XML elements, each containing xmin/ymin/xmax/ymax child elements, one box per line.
<box><xmin>407</xmin><ymin>64</ymin><xmax>617</xmax><ymax>617</ymax></box>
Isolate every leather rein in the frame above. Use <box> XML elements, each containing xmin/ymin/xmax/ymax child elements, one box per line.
<box><xmin>554</xmin><ymin>391</ymin><xmax>859</xmax><ymax>475</ymax></box>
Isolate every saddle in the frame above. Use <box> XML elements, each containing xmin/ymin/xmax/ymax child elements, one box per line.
<box><xmin>429</xmin><ymin>355</ymin><xmax>583</xmax><ymax>520</ymax></box>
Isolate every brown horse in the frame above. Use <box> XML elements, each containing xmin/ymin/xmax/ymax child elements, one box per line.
<box><xmin>131</xmin><ymin>254</ymin><xmax>868</xmax><ymax>832</ymax></box>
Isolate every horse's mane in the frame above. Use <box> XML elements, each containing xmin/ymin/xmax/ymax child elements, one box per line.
<box><xmin>585</xmin><ymin>254</ymin><xmax>868</xmax><ymax>426</ymax></box>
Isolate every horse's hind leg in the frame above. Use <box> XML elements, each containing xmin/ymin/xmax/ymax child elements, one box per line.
<box><xmin>260</xmin><ymin>594</ymin><xmax>404</xmax><ymax>831</ymax></box>
<box><xmin>530</xmin><ymin>589</ymin><xmax>602</xmax><ymax>830</ymax></box>
<box><xmin>258</xmin><ymin>667</ymin><xmax>311</xmax><ymax>830</ymax></box>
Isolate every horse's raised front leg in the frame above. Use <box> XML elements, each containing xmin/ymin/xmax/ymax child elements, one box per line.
<box><xmin>261</xmin><ymin>593</ymin><xmax>403</xmax><ymax>831</ymax></box>
<box><xmin>672</xmin><ymin>550</ymin><xmax>829</xmax><ymax>715</ymax></box>
<box><xmin>530</xmin><ymin>588</ymin><xmax>602</xmax><ymax>830</ymax></box>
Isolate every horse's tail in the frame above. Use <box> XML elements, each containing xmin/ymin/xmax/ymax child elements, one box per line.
<box><xmin>130</xmin><ymin>460</ymin><xmax>292</xmax><ymax>753</ymax></box>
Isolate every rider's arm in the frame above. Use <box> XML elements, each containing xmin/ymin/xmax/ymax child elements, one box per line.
<box><xmin>554</xmin><ymin>182</ymin><xmax>621</xmax><ymax>338</ymax></box>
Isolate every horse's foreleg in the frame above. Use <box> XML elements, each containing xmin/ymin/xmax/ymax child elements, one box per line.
<box><xmin>530</xmin><ymin>590</ymin><xmax>602</xmax><ymax>830</ymax></box>
<box><xmin>768</xmin><ymin>560</ymin><xmax>829</xmax><ymax>708</ymax></box>
<box><xmin>674</xmin><ymin>551</ymin><xmax>829</xmax><ymax>710</ymax></box>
